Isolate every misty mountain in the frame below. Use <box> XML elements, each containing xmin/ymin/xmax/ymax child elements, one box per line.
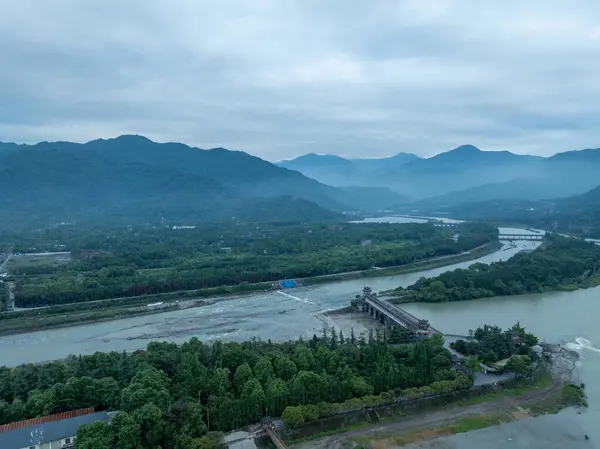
<box><xmin>278</xmin><ymin>152</ymin><xmax>421</xmax><ymax>189</ymax></box>
<box><xmin>338</xmin><ymin>186</ymin><xmax>410</xmax><ymax>210</ymax></box>
<box><xmin>0</xmin><ymin>135</ymin><xmax>411</xmax><ymax>228</ymax></box>
<box><xmin>281</xmin><ymin>144</ymin><xmax>600</xmax><ymax>201</ymax></box>
<box><xmin>413</xmin><ymin>184</ymin><xmax>600</xmax><ymax>238</ymax></box>
<box><xmin>0</xmin><ymin>147</ymin><xmax>343</xmax><ymax>228</ymax></box>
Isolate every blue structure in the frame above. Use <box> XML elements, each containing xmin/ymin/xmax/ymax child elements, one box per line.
<box><xmin>279</xmin><ymin>280</ymin><xmax>298</xmax><ymax>289</ymax></box>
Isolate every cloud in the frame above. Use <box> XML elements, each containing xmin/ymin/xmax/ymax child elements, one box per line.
<box><xmin>1</xmin><ymin>0</ymin><xmax>600</xmax><ymax>159</ymax></box>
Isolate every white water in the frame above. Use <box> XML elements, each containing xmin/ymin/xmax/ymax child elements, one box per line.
<box><xmin>276</xmin><ymin>290</ymin><xmax>316</xmax><ymax>305</ymax></box>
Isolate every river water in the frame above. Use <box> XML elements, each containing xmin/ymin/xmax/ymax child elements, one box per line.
<box><xmin>0</xmin><ymin>236</ymin><xmax>537</xmax><ymax>368</ymax></box>
<box><xmin>0</xmin><ymin>220</ymin><xmax>597</xmax><ymax>446</ymax></box>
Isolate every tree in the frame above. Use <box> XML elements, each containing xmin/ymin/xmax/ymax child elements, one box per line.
<box><xmin>133</xmin><ymin>403</ymin><xmax>165</xmax><ymax>448</ymax></box>
<box><xmin>273</xmin><ymin>355</ymin><xmax>297</xmax><ymax>381</ymax></box>
<box><xmin>75</xmin><ymin>421</ymin><xmax>114</xmax><ymax>449</ymax></box>
<box><xmin>465</xmin><ymin>356</ymin><xmax>481</xmax><ymax>373</ymax></box>
<box><xmin>233</xmin><ymin>364</ymin><xmax>253</xmax><ymax>395</ymax></box>
<box><xmin>506</xmin><ymin>355</ymin><xmax>532</xmax><ymax>379</ymax></box>
<box><xmin>112</xmin><ymin>411</ymin><xmax>141</xmax><ymax>449</ymax></box>
<box><xmin>253</xmin><ymin>358</ymin><xmax>275</xmax><ymax>386</ymax></box>
<box><xmin>265</xmin><ymin>379</ymin><xmax>289</xmax><ymax>417</ymax></box>
<box><xmin>282</xmin><ymin>406</ymin><xmax>304</xmax><ymax>427</ymax></box>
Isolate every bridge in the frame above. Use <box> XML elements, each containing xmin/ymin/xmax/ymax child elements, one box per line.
<box><xmin>354</xmin><ymin>287</ymin><xmax>440</xmax><ymax>335</ymax></box>
<box><xmin>262</xmin><ymin>423</ymin><xmax>288</xmax><ymax>449</ymax></box>
<box><xmin>433</xmin><ymin>222</ymin><xmax>459</xmax><ymax>228</ymax></box>
<box><xmin>498</xmin><ymin>233</ymin><xmax>544</xmax><ymax>241</ymax></box>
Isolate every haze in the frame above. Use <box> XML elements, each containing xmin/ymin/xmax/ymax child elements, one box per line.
<box><xmin>2</xmin><ymin>0</ymin><xmax>600</xmax><ymax>159</ymax></box>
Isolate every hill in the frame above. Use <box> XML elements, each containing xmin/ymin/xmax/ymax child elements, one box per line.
<box><xmin>412</xmin><ymin>185</ymin><xmax>600</xmax><ymax>238</ymax></box>
<box><xmin>278</xmin><ymin>152</ymin><xmax>420</xmax><ymax>191</ymax></box>
<box><xmin>0</xmin><ymin>137</ymin><xmax>349</xmax><ymax>228</ymax></box>
<box><xmin>281</xmin><ymin>145</ymin><xmax>600</xmax><ymax>200</ymax></box>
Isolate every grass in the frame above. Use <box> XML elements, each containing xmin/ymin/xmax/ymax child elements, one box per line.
<box><xmin>448</xmin><ymin>414</ymin><xmax>506</xmax><ymax>434</ymax></box>
<box><xmin>387</xmin><ymin>414</ymin><xmax>510</xmax><ymax>447</ymax></box>
<box><xmin>530</xmin><ymin>384</ymin><xmax>587</xmax><ymax>415</ymax></box>
<box><xmin>457</xmin><ymin>375</ymin><xmax>551</xmax><ymax>406</ymax></box>
<box><xmin>287</xmin><ymin>421</ymin><xmax>374</xmax><ymax>444</ymax></box>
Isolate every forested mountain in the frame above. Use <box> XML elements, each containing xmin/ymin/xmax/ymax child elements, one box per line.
<box><xmin>0</xmin><ymin>146</ymin><xmax>338</xmax><ymax>229</ymax></box>
<box><xmin>280</xmin><ymin>144</ymin><xmax>600</xmax><ymax>201</ymax></box>
<box><xmin>0</xmin><ymin>136</ymin><xmax>411</xmax><ymax>229</ymax></box>
<box><xmin>412</xmin><ymin>185</ymin><xmax>600</xmax><ymax>238</ymax></box>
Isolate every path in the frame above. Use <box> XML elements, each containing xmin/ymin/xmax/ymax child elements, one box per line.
<box><xmin>294</xmin><ymin>381</ymin><xmax>562</xmax><ymax>449</ymax></box>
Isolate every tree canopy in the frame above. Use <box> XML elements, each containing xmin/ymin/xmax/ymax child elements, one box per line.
<box><xmin>393</xmin><ymin>235</ymin><xmax>600</xmax><ymax>303</ymax></box>
<box><xmin>0</xmin><ymin>328</ymin><xmax>474</xmax><ymax>448</ymax></box>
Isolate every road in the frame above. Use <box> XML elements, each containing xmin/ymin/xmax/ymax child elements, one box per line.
<box><xmin>0</xmin><ymin>253</ymin><xmax>11</xmax><ymax>273</ymax></box>
<box><xmin>0</xmin><ymin>253</ymin><xmax>12</xmax><ymax>312</ymax></box>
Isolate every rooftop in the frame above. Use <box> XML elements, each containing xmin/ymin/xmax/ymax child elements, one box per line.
<box><xmin>0</xmin><ymin>408</ymin><xmax>110</xmax><ymax>449</ymax></box>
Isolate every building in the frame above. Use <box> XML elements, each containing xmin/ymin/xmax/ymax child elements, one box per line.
<box><xmin>0</xmin><ymin>408</ymin><xmax>112</xmax><ymax>449</ymax></box>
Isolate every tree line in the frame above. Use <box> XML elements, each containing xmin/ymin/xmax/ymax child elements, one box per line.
<box><xmin>392</xmin><ymin>234</ymin><xmax>600</xmax><ymax>303</ymax></box>
<box><xmin>8</xmin><ymin>222</ymin><xmax>498</xmax><ymax>308</ymax></box>
<box><xmin>0</xmin><ymin>328</ymin><xmax>475</xmax><ymax>449</ymax></box>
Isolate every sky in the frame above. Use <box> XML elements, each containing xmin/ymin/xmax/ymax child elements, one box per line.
<box><xmin>1</xmin><ymin>0</ymin><xmax>600</xmax><ymax>160</ymax></box>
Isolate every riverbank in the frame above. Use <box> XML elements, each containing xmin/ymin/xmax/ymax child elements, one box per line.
<box><xmin>0</xmin><ymin>241</ymin><xmax>502</xmax><ymax>336</ymax></box>
<box><xmin>293</xmin><ymin>346</ymin><xmax>585</xmax><ymax>449</ymax></box>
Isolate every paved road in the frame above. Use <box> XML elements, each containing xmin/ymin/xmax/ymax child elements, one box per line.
<box><xmin>0</xmin><ymin>253</ymin><xmax>11</xmax><ymax>273</ymax></box>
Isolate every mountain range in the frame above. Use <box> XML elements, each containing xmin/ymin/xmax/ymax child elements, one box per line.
<box><xmin>0</xmin><ymin>135</ymin><xmax>408</xmax><ymax>229</ymax></box>
<box><xmin>279</xmin><ymin>144</ymin><xmax>600</xmax><ymax>203</ymax></box>
<box><xmin>3</xmin><ymin>136</ymin><xmax>600</xmax><ymax>230</ymax></box>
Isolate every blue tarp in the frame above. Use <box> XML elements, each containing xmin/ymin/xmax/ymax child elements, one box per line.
<box><xmin>279</xmin><ymin>280</ymin><xmax>298</xmax><ymax>289</ymax></box>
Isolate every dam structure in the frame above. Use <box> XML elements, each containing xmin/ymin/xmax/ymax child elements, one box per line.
<box><xmin>353</xmin><ymin>287</ymin><xmax>440</xmax><ymax>336</ymax></box>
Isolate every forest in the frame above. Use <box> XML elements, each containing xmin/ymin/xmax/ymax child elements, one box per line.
<box><xmin>392</xmin><ymin>235</ymin><xmax>600</xmax><ymax>303</ymax></box>
<box><xmin>451</xmin><ymin>323</ymin><xmax>539</xmax><ymax>365</ymax></box>
<box><xmin>4</xmin><ymin>221</ymin><xmax>498</xmax><ymax>308</ymax></box>
<box><xmin>0</xmin><ymin>328</ymin><xmax>478</xmax><ymax>449</ymax></box>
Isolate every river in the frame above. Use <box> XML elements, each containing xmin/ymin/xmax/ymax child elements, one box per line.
<box><xmin>0</xmin><ymin>234</ymin><xmax>536</xmax><ymax>368</ymax></box>
<box><xmin>0</xmin><ymin>220</ymin><xmax>597</xmax><ymax>446</ymax></box>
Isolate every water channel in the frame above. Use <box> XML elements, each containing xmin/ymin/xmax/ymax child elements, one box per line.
<box><xmin>0</xmin><ymin>218</ymin><xmax>597</xmax><ymax>446</ymax></box>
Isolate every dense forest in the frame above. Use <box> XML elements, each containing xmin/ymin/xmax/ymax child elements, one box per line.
<box><xmin>0</xmin><ymin>329</ymin><xmax>477</xmax><ymax>449</ymax></box>
<box><xmin>4</xmin><ymin>222</ymin><xmax>497</xmax><ymax>308</ymax></box>
<box><xmin>392</xmin><ymin>235</ymin><xmax>600</xmax><ymax>303</ymax></box>
<box><xmin>451</xmin><ymin>323</ymin><xmax>538</xmax><ymax>365</ymax></box>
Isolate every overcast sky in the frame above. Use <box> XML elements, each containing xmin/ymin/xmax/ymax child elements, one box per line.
<box><xmin>1</xmin><ymin>1</ymin><xmax>600</xmax><ymax>160</ymax></box>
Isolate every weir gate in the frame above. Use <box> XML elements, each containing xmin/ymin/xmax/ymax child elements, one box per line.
<box><xmin>354</xmin><ymin>287</ymin><xmax>440</xmax><ymax>336</ymax></box>
<box><xmin>498</xmin><ymin>233</ymin><xmax>544</xmax><ymax>241</ymax></box>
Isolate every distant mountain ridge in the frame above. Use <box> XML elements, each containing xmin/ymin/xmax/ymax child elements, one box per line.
<box><xmin>281</xmin><ymin>144</ymin><xmax>600</xmax><ymax>202</ymax></box>
<box><xmin>0</xmin><ymin>135</ymin><xmax>412</xmax><ymax>229</ymax></box>
<box><xmin>415</xmin><ymin>184</ymin><xmax>600</xmax><ymax>238</ymax></box>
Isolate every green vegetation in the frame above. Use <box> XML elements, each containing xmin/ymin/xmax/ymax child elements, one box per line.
<box><xmin>3</xmin><ymin>222</ymin><xmax>497</xmax><ymax>309</ymax></box>
<box><xmin>448</xmin><ymin>415</ymin><xmax>504</xmax><ymax>434</ymax></box>
<box><xmin>450</xmin><ymin>323</ymin><xmax>539</xmax><ymax>365</ymax></box>
<box><xmin>530</xmin><ymin>384</ymin><xmax>587</xmax><ymax>415</ymax></box>
<box><xmin>0</xmin><ymin>328</ymin><xmax>475</xmax><ymax>448</ymax></box>
<box><xmin>392</xmin><ymin>234</ymin><xmax>600</xmax><ymax>303</ymax></box>
<box><xmin>430</xmin><ymin>184</ymin><xmax>600</xmax><ymax>239</ymax></box>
